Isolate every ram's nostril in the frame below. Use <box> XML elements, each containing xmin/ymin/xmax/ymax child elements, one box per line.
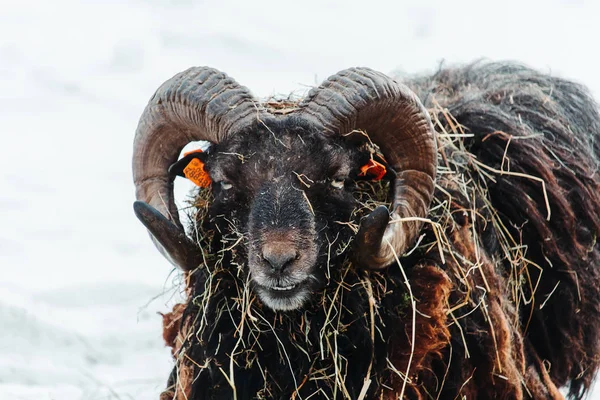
<box><xmin>262</xmin><ymin>246</ymin><xmax>298</xmax><ymax>272</ymax></box>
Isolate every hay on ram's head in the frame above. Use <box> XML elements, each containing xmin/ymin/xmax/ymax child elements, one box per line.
<box><xmin>160</xmin><ymin>99</ymin><xmax>553</xmax><ymax>400</ymax></box>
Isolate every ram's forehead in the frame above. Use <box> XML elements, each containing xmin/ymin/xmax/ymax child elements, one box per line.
<box><xmin>209</xmin><ymin>125</ymin><xmax>354</xmax><ymax>183</ymax></box>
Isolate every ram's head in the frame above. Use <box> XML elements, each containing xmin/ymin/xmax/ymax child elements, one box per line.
<box><xmin>132</xmin><ymin>67</ymin><xmax>436</xmax><ymax>310</ymax></box>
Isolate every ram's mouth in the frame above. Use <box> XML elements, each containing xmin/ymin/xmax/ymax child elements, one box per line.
<box><xmin>261</xmin><ymin>280</ymin><xmax>306</xmax><ymax>296</ymax></box>
<box><xmin>255</xmin><ymin>280</ymin><xmax>311</xmax><ymax>311</ymax></box>
<box><xmin>270</xmin><ymin>284</ymin><xmax>297</xmax><ymax>291</ymax></box>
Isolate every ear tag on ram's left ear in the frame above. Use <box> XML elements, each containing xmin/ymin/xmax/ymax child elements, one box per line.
<box><xmin>359</xmin><ymin>159</ymin><xmax>387</xmax><ymax>181</ymax></box>
<box><xmin>168</xmin><ymin>149</ymin><xmax>212</xmax><ymax>188</ymax></box>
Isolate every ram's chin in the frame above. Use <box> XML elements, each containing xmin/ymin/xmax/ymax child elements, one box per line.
<box><xmin>256</xmin><ymin>286</ymin><xmax>310</xmax><ymax>311</ymax></box>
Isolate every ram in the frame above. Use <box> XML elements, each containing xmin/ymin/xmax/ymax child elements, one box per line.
<box><xmin>132</xmin><ymin>62</ymin><xmax>600</xmax><ymax>399</ymax></box>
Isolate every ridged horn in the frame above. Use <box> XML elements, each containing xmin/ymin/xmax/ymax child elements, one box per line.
<box><xmin>132</xmin><ymin>67</ymin><xmax>260</xmax><ymax>269</ymax></box>
<box><xmin>301</xmin><ymin>67</ymin><xmax>437</xmax><ymax>269</ymax></box>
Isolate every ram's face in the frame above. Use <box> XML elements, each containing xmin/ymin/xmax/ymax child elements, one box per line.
<box><xmin>133</xmin><ymin>67</ymin><xmax>437</xmax><ymax>315</ymax></box>
<box><xmin>203</xmin><ymin>123</ymin><xmax>369</xmax><ymax>310</ymax></box>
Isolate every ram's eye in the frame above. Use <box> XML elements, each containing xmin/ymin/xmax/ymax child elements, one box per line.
<box><xmin>220</xmin><ymin>181</ymin><xmax>233</xmax><ymax>190</ymax></box>
<box><xmin>330</xmin><ymin>178</ymin><xmax>345</xmax><ymax>189</ymax></box>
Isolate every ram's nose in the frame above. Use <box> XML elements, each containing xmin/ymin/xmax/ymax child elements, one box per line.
<box><xmin>262</xmin><ymin>244</ymin><xmax>298</xmax><ymax>273</ymax></box>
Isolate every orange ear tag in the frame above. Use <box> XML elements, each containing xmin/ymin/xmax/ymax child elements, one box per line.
<box><xmin>182</xmin><ymin>150</ymin><xmax>212</xmax><ymax>187</ymax></box>
<box><xmin>359</xmin><ymin>159</ymin><xmax>387</xmax><ymax>181</ymax></box>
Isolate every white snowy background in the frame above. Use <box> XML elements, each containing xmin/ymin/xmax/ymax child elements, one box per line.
<box><xmin>2</xmin><ymin>0</ymin><xmax>600</xmax><ymax>398</ymax></box>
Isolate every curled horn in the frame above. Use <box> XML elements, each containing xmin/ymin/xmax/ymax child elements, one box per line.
<box><xmin>301</xmin><ymin>67</ymin><xmax>437</xmax><ymax>269</ymax></box>
<box><xmin>132</xmin><ymin>67</ymin><xmax>260</xmax><ymax>269</ymax></box>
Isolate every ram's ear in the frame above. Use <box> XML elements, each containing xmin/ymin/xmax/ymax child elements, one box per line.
<box><xmin>168</xmin><ymin>150</ymin><xmax>209</xmax><ymax>178</ymax></box>
<box><xmin>354</xmin><ymin>153</ymin><xmax>391</xmax><ymax>181</ymax></box>
<box><xmin>359</xmin><ymin>157</ymin><xmax>388</xmax><ymax>181</ymax></box>
<box><xmin>169</xmin><ymin>149</ymin><xmax>212</xmax><ymax>188</ymax></box>
<box><xmin>342</xmin><ymin>131</ymin><xmax>391</xmax><ymax>182</ymax></box>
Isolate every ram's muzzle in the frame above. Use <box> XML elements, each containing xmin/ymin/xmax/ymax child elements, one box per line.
<box><xmin>246</xmin><ymin>180</ymin><xmax>319</xmax><ymax>311</ymax></box>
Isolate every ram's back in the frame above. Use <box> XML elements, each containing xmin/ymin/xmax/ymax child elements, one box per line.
<box><xmin>406</xmin><ymin>62</ymin><xmax>600</xmax><ymax>398</ymax></box>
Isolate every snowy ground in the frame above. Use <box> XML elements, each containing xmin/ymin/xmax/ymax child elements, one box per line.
<box><xmin>2</xmin><ymin>0</ymin><xmax>600</xmax><ymax>398</ymax></box>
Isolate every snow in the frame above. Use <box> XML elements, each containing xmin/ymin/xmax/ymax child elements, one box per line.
<box><xmin>1</xmin><ymin>0</ymin><xmax>599</xmax><ymax>398</ymax></box>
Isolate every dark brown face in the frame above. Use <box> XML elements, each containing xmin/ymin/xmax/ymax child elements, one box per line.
<box><xmin>203</xmin><ymin>120</ymin><xmax>370</xmax><ymax>310</ymax></box>
<box><xmin>134</xmin><ymin>67</ymin><xmax>437</xmax><ymax>288</ymax></box>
